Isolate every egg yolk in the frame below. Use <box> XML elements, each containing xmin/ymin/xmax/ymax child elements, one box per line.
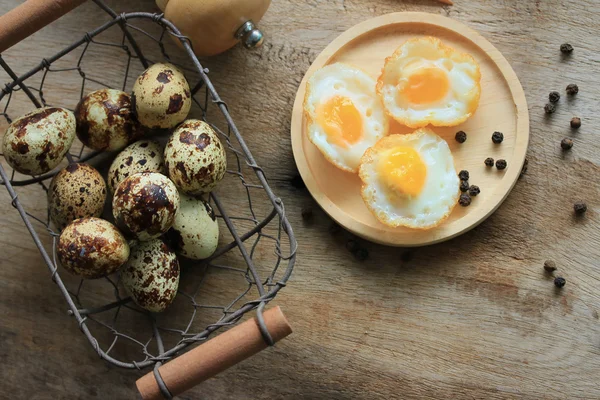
<box><xmin>378</xmin><ymin>147</ymin><xmax>427</xmax><ymax>197</ymax></box>
<box><xmin>316</xmin><ymin>96</ymin><xmax>363</xmax><ymax>148</ymax></box>
<box><xmin>400</xmin><ymin>67</ymin><xmax>449</xmax><ymax>105</ymax></box>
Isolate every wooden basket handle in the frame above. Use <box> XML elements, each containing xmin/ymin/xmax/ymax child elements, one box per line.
<box><xmin>136</xmin><ymin>306</ymin><xmax>292</xmax><ymax>399</ymax></box>
<box><xmin>0</xmin><ymin>0</ymin><xmax>86</xmax><ymax>53</ymax></box>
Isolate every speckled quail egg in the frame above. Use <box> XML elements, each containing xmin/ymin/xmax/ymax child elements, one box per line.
<box><xmin>131</xmin><ymin>63</ymin><xmax>191</xmax><ymax>129</ymax></box>
<box><xmin>164</xmin><ymin>120</ymin><xmax>227</xmax><ymax>195</ymax></box>
<box><xmin>165</xmin><ymin>194</ymin><xmax>219</xmax><ymax>260</ymax></box>
<box><xmin>112</xmin><ymin>172</ymin><xmax>179</xmax><ymax>241</ymax></box>
<box><xmin>121</xmin><ymin>239</ymin><xmax>179</xmax><ymax>313</ymax></box>
<box><xmin>108</xmin><ymin>140</ymin><xmax>166</xmax><ymax>193</ymax></box>
<box><xmin>75</xmin><ymin>89</ymin><xmax>143</xmax><ymax>152</ymax></box>
<box><xmin>48</xmin><ymin>163</ymin><xmax>107</xmax><ymax>231</ymax></box>
<box><xmin>2</xmin><ymin>107</ymin><xmax>75</xmax><ymax>175</ymax></box>
<box><xmin>57</xmin><ymin>217</ymin><xmax>129</xmax><ymax>279</ymax></box>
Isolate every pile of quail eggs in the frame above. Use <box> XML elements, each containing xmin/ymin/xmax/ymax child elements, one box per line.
<box><xmin>2</xmin><ymin>63</ymin><xmax>225</xmax><ymax>313</ymax></box>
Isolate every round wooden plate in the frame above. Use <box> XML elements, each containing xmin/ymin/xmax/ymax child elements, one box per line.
<box><xmin>291</xmin><ymin>12</ymin><xmax>529</xmax><ymax>247</ymax></box>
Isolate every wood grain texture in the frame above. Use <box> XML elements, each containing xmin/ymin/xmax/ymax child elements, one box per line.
<box><xmin>291</xmin><ymin>12</ymin><xmax>529</xmax><ymax>246</ymax></box>
<box><xmin>1</xmin><ymin>0</ymin><xmax>600</xmax><ymax>399</ymax></box>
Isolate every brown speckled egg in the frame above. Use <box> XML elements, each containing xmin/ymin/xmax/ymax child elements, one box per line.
<box><xmin>165</xmin><ymin>194</ymin><xmax>219</xmax><ymax>260</ymax></box>
<box><xmin>131</xmin><ymin>63</ymin><xmax>191</xmax><ymax>129</ymax></box>
<box><xmin>2</xmin><ymin>107</ymin><xmax>75</xmax><ymax>175</ymax></box>
<box><xmin>108</xmin><ymin>140</ymin><xmax>166</xmax><ymax>193</ymax></box>
<box><xmin>48</xmin><ymin>163</ymin><xmax>107</xmax><ymax>231</ymax></box>
<box><xmin>112</xmin><ymin>172</ymin><xmax>179</xmax><ymax>241</ymax></box>
<box><xmin>121</xmin><ymin>239</ymin><xmax>179</xmax><ymax>313</ymax></box>
<box><xmin>57</xmin><ymin>217</ymin><xmax>129</xmax><ymax>279</ymax></box>
<box><xmin>164</xmin><ymin>120</ymin><xmax>227</xmax><ymax>195</ymax></box>
<box><xmin>75</xmin><ymin>88</ymin><xmax>142</xmax><ymax>151</ymax></box>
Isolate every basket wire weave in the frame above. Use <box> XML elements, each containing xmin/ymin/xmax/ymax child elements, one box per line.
<box><xmin>0</xmin><ymin>0</ymin><xmax>296</xmax><ymax>373</ymax></box>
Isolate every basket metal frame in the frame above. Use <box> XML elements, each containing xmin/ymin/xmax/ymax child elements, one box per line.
<box><xmin>0</xmin><ymin>0</ymin><xmax>296</xmax><ymax>371</ymax></box>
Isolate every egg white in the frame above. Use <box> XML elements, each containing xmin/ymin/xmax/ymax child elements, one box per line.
<box><xmin>359</xmin><ymin>128</ymin><xmax>460</xmax><ymax>229</ymax></box>
<box><xmin>304</xmin><ymin>63</ymin><xmax>389</xmax><ymax>173</ymax></box>
<box><xmin>377</xmin><ymin>37</ymin><xmax>481</xmax><ymax>128</ymax></box>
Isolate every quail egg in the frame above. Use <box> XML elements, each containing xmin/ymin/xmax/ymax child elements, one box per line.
<box><xmin>48</xmin><ymin>163</ymin><xmax>107</xmax><ymax>231</ymax></box>
<box><xmin>2</xmin><ymin>107</ymin><xmax>76</xmax><ymax>175</ymax></box>
<box><xmin>131</xmin><ymin>63</ymin><xmax>191</xmax><ymax>129</ymax></box>
<box><xmin>57</xmin><ymin>217</ymin><xmax>130</xmax><ymax>279</ymax></box>
<box><xmin>75</xmin><ymin>88</ymin><xmax>142</xmax><ymax>152</ymax></box>
<box><xmin>112</xmin><ymin>172</ymin><xmax>179</xmax><ymax>241</ymax></box>
<box><xmin>121</xmin><ymin>239</ymin><xmax>179</xmax><ymax>313</ymax></box>
<box><xmin>166</xmin><ymin>194</ymin><xmax>219</xmax><ymax>260</ymax></box>
<box><xmin>164</xmin><ymin>119</ymin><xmax>227</xmax><ymax>195</ymax></box>
<box><xmin>108</xmin><ymin>140</ymin><xmax>166</xmax><ymax>193</ymax></box>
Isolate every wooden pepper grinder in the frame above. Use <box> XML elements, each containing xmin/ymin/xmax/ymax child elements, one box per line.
<box><xmin>156</xmin><ymin>0</ymin><xmax>271</xmax><ymax>57</ymax></box>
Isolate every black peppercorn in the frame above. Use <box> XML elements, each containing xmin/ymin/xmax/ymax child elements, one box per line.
<box><xmin>574</xmin><ymin>201</ymin><xmax>587</xmax><ymax>215</ymax></box>
<box><xmin>460</xmin><ymin>180</ymin><xmax>469</xmax><ymax>192</ymax></box>
<box><xmin>566</xmin><ymin>84</ymin><xmax>578</xmax><ymax>95</ymax></box>
<box><xmin>491</xmin><ymin>131</ymin><xmax>504</xmax><ymax>144</ymax></box>
<box><xmin>355</xmin><ymin>247</ymin><xmax>369</xmax><ymax>261</ymax></box>
<box><xmin>458</xmin><ymin>170</ymin><xmax>469</xmax><ymax>181</ymax></box>
<box><xmin>468</xmin><ymin>185</ymin><xmax>480</xmax><ymax>197</ymax></box>
<box><xmin>458</xmin><ymin>193</ymin><xmax>471</xmax><ymax>207</ymax></box>
<box><xmin>484</xmin><ymin>157</ymin><xmax>494</xmax><ymax>167</ymax></box>
<box><xmin>455</xmin><ymin>130</ymin><xmax>467</xmax><ymax>143</ymax></box>
<box><xmin>496</xmin><ymin>159</ymin><xmax>507</xmax><ymax>170</ymax></box>
<box><xmin>544</xmin><ymin>260</ymin><xmax>557</xmax><ymax>273</ymax></box>
<box><xmin>570</xmin><ymin>117</ymin><xmax>581</xmax><ymax>129</ymax></box>
<box><xmin>301</xmin><ymin>207</ymin><xmax>313</xmax><ymax>221</ymax></box>
<box><xmin>544</xmin><ymin>103</ymin><xmax>556</xmax><ymax>114</ymax></box>
<box><xmin>560</xmin><ymin>43</ymin><xmax>574</xmax><ymax>54</ymax></box>
<box><xmin>561</xmin><ymin>137</ymin><xmax>573</xmax><ymax>150</ymax></box>
<box><xmin>346</xmin><ymin>239</ymin><xmax>359</xmax><ymax>253</ymax></box>
<box><xmin>549</xmin><ymin>91</ymin><xmax>560</xmax><ymax>103</ymax></box>
<box><xmin>554</xmin><ymin>277</ymin><xmax>566</xmax><ymax>288</ymax></box>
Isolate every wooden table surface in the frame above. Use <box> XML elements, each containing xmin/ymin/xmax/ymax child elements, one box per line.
<box><xmin>1</xmin><ymin>0</ymin><xmax>600</xmax><ymax>399</ymax></box>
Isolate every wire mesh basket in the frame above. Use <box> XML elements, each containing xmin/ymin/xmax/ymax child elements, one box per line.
<box><xmin>0</xmin><ymin>0</ymin><xmax>296</xmax><ymax>394</ymax></box>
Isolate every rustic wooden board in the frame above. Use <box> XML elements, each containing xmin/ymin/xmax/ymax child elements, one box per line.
<box><xmin>291</xmin><ymin>12</ymin><xmax>529</xmax><ymax>246</ymax></box>
<box><xmin>1</xmin><ymin>0</ymin><xmax>600</xmax><ymax>399</ymax></box>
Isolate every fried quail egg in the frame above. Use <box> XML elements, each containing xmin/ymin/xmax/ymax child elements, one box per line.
<box><xmin>2</xmin><ymin>107</ymin><xmax>75</xmax><ymax>175</ymax></box>
<box><xmin>164</xmin><ymin>119</ymin><xmax>227</xmax><ymax>195</ymax></box>
<box><xmin>75</xmin><ymin>89</ymin><xmax>142</xmax><ymax>152</ymax></box>
<box><xmin>377</xmin><ymin>37</ymin><xmax>481</xmax><ymax>128</ymax></box>
<box><xmin>57</xmin><ymin>217</ymin><xmax>130</xmax><ymax>279</ymax></box>
<box><xmin>359</xmin><ymin>128</ymin><xmax>460</xmax><ymax>229</ymax></box>
<box><xmin>48</xmin><ymin>163</ymin><xmax>107</xmax><ymax>231</ymax></box>
<box><xmin>132</xmin><ymin>63</ymin><xmax>191</xmax><ymax>129</ymax></box>
<box><xmin>166</xmin><ymin>193</ymin><xmax>219</xmax><ymax>260</ymax></box>
<box><xmin>112</xmin><ymin>172</ymin><xmax>180</xmax><ymax>241</ymax></box>
<box><xmin>108</xmin><ymin>140</ymin><xmax>166</xmax><ymax>193</ymax></box>
<box><xmin>121</xmin><ymin>239</ymin><xmax>179</xmax><ymax>313</ymax></box>
<box><xmin>304</xmin><ymin>63</ymin><xmax>388</xmax><ymax>173</ymax></box>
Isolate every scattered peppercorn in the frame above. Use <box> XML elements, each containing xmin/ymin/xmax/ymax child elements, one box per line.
<box><xmin>544</xmin><ymin>103</ymin><xmax>556</xmax><ymax>114</ymax></box>
<box><xmin>301</xmin><ymin>207</ymin><xmax>313</xmax><ymax>222</ymax></box>
<box><xmin>496</xmin><ymin>159</ymin><xmax>507</xmax><ymax>170</ymax></box>
<box><xmin>468</xmin><ymin>185</ymin><xmax>480</xmax><ymax>197</ymax></box>
<box><xmin>460</xmin><ymin>180</ymin><xmax>469</xmax><ymax>192</ymax></box>
<box><xmin>492</xmin><ymin>131</ymin><xmax>504</xmax><ymax>144</ymax></box>
<box><xmin>543</xmin><ymin>260</ymin><xmax>557</xmax><ymax>273</ymax></box>
<box><xmin>355</xmin><ymin>247</ymin><xmax>369</xmax><ymax>261</ymax></box>
<box><xmin>520</xmin><ymin>158</ymin><xmax>528</xmax><ymax>176</ymax></box>
<box><xmin>346</xmin><ymin>239</ymin><xmax>359</xmax><ymax>253</ymax></box>
<box><xmin>458</xmin><ymin>170</ymin><xmax>469</xmax><ymax>181</ymax></box>
<box><xmin>290</xmin><ymin>174</ymin><xmax>306</xmax><ymax>189</ymax></box>
<box><xmin>570</xmin><ymin>117</ymin><xmax>581</xmax><ymax>129</ymax></box>
<box><xmin>458</xmin><ymin>193</ymin><xmax>471</xmax><ymax>207</ymax></box>
<box><xmin>561</xmin><ymin>137</ymin><xmax>573</xmax><ymax>150</ymax></box>
<box><xmin>484</xmin><ymin>157</ymin><xmax>494</xmax><ymax>167</ymax></box>
<box><xmin>566</xmin><ymin>84</ymin><xmax>578</xmax><ymax>95</ymax></box>
<box><xmin>573</xmin><ymin>201</ymin><xmax>587</xmax><ymax>215</ymax></box>
<box><xmin>560</xmin><ymin>43</ymin><xmax>574</xmax><ymax>54</ymax></box>
<box><xmin>554</xmin><ymin>277</ymin><xmax>566</xmax><ymax>288</ymax></box>
<box><xmin>549</xmin><ymin>91</ymin><xmax>560</xmax><ymax>103</ymax></box>
<box><xmin>455</xmin><ymin>130</ymin><xmax>467</xmax><ymax>143</ymax></box>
